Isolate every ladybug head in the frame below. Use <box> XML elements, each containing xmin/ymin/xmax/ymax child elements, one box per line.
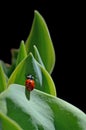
<box><xmin>26</xmin><ymin>75</ymin><xmax>34</xmax><ymax>80</ymax></box>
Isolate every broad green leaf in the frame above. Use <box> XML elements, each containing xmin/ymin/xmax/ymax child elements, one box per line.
<box><xmin>0</xmin><ymin>113</ymin><xmax>22</xmax><ymax>130</ymax></box>
<box><xmin>33</xmin><ymin>45</ymin><xmax>45</xmax><ymax>68</ymax></box>
<box><xmin>25</xmin><ymin>10</ymin><xmax>55</xmax><ymax>74</ymax></box>
<box><xmin>0</xmin><ymin>64</ymin><xmax>7</xmax><ymax>93</ymax></box>
<box><xmin>0</xmin><ymin>84</ymin><xmax>86</xmax><ymax>130</ymax></box>
<box><xmin>8</xmin><ymin>53</ymin><xmax>56</xmax><ymax>96</ymax></box>
<box><xmin>16</xmin><ymin>40</ymin><xmax>27</xmax><ymax>66</ymax></box>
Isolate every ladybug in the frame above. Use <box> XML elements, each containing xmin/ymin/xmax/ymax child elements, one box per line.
<box><xmin>25</xmin><ymin>75</ymin><xmax>35</xmax><ymax>91</ymax></box>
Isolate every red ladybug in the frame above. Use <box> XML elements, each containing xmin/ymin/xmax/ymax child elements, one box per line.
<box><xmin>25</xmin><ymin>75</ymin><xmax>35</xmax><ymax>91</ymax></box>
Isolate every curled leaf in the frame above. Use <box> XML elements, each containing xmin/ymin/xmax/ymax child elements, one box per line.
<box><xmin>33</xmin><ymin>45</ymin><xmax>45</xmax><ymax>68</ymax></box>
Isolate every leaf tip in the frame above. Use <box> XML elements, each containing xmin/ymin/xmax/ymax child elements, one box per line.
<box><xmin>33</xmin><ymin>45</ymin><xmax>36</xmax><ymax>50</ymax></box>
<box><xmin>29</xmin><ymin>52</ymin><xmax>34</xmax><ymax>59</ymax></box>
<box><xmin>34</xmin><ymin>10</ymin><xmax>43</xmax><ymax>21</ymax></box>
<box><xmin>34</xmin><ymin>10</ymin><xmax>39</xmax><ymax>15</ymax></box>
<box><xmin>21</xmin><ymin>40</ymin><xmax>24</xmax><ymax>44</ymax></box>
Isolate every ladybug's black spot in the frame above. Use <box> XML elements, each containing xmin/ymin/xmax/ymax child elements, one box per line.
<box><xmin>29</xmin><ymin>82</ymin><xmax>31</xmax><ymax>85</ymax></box>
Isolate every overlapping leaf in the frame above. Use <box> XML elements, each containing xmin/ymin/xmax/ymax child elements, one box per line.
<box><xmin>25</xmin><ymin>10</ymin><xmax>55</xmax><ymax>74</ymax></box>
<box><xmin>33</xmin><ymin>45</ymin><xmax>45</xmax><ymax>68</ymax></box>
<box><xmin>0</xmin><ymin>84</ymin><xmax>86</xmax><ymax>130</ymax></box>
<box><xmin>8</xmin><ymin>53</ymin><xmax>56</xmax><ymax>96</ymax></box>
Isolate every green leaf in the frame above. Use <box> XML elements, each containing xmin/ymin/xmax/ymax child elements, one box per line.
<box><xmin>7</xmin><ymin>64</ymin><xmax>16</xmax><ymax>78</ymax></box>
<box><xmin>8</xmin><ymin>40</ymin><xmax>27</xmax><ymax>77</ymax></box>
<box><xmin>8</xmin><ymin>53</ymin><xmax>56</xmax><ymax>96</ymax></box>
<box><xmin>33</xmin><ymin>45</ymin><xmax>45</xmax><ymax>68</ymax></box>
<box><xmin>25</xmin><ymin>10</ymin><xmax>55</xmax><ymax>74</ymax></box>
<box><xmin>0</xmin><ymin>60</ymin><xmax>11</xmax><ymax>77</ymax></box>
<box><xmin>11</xmin><ymin>49</ymin><xmax>19</xmax><ymax>65</ymax></box>
<box><xmin>0</xmin><ymin>84</ymin><xmax>86</xmax><ymax>130</ymax></box>
<box><xmin>16</xmin><ymin>40</ymin><xmax>27</xmax><ymax>66</ymax></box>
<box><xmin>0</xmin><ymin>113</ymin><xmax>22</xmax><ymax>130</ymax></box>
<box><xmin>7</xmin><ymin>49</ymin><xmax>19</xmax><ymax>77</ymax></box>
<box><xmin>0</xmin><ymin>64</ymin><xmax>7</xmax><ymax>93</ymax></box>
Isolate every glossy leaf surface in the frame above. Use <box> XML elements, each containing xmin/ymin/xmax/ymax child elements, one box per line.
<box><xmin>25</xmin><ymin>10</ymin><xmax>55</xmax><ymax>74</ymax></box>
<box><xmin>0</xmin><ymin>84</ymin><xmax>86</xmax><ymax>130</ymax></box>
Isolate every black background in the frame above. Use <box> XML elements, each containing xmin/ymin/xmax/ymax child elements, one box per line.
<box><xmin>0</xmin><ymin>1</ymin><xmax>85</xmax><ymax>113</ymax></box>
